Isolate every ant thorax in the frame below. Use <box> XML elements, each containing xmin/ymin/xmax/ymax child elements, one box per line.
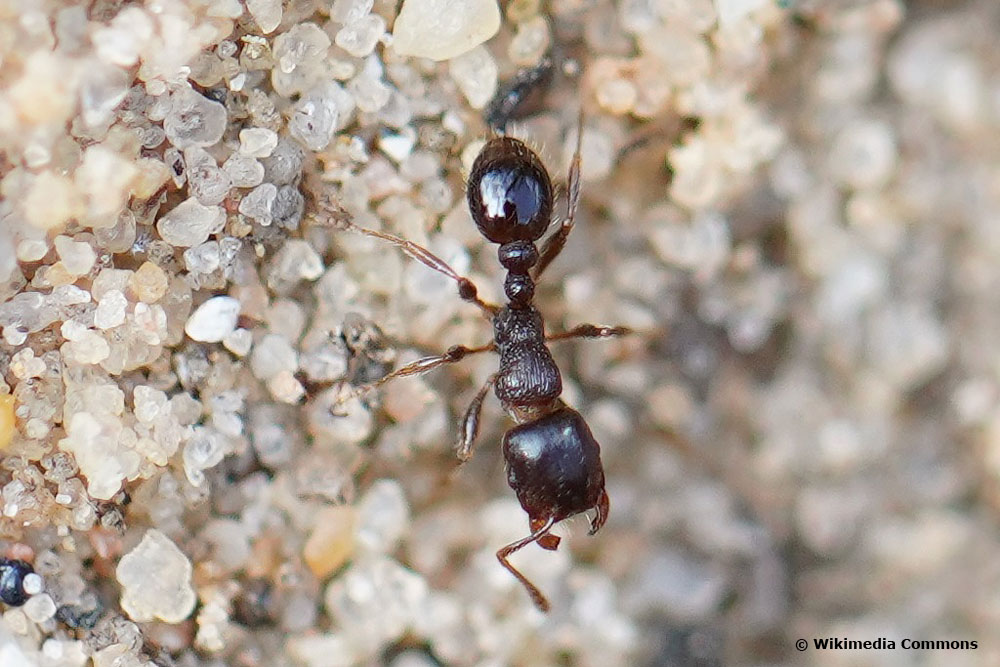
<box><xmin>492</xmin><ymin>304</ymin><xmax>562</xmax><ymax>410</ymax></box>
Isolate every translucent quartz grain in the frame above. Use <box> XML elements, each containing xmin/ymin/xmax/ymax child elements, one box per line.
<box><xmin>0</xmin><ymin>395</ymin><xmax>14</xmax><ymax>450</ymax></box>
<box><xmin>24</xmin><ymin>172</ymin><xmax>81</xmax><ymax>230</ymax></box>
<box><xmin>133</xmin><ymin>385</ymin><xmax>168</xmax><ymax>425</ymax></box>
<box><xmin>9</xmin><ymin>50</ymin><xmax>75</xmax><ymax>125</ymax></box>
<box><xmin>265</xmin><ymin>299</ymin><xmax>306</xmax><ymax>341</ymax></box>
<box><xmin>201</xmin><ymin>519</ymin><xmax>251</xmax><ymax>572</ymax></box>
<box><xmin>182</xmin><ymin>427</ymin><xmax>230</xmax><ymax>486</ymax></box>
<box><xmin>272</xmin><ymin>184</ymin><xmax>306</xmax><ymax>229</ymax></box>
<box><xmin>75</xmin><ymin>145</ymin><xmax>138</xmax><ymax>227</ymax></box>
<box><xmin>332</xmin><ymin>0</ymin><xmax>374</xmax><ymax>24</ymax></box>
<box><xmin>23</xmin><ymin>593</ymin><xmax>56</xmax><ymax>623</ymax></box>
<box><xmin>335</xmin><ymin>14</ymin><xmax>385</xmax><ymax>58</ymax></box>
<box><xmin>261</xmin><ymin>138</ymin><xmax>305</xmax><ymax>185</ymax></box>
<box><xmin>116</xmin><ymin>529</ymin><xmax>196</xmax><ymax>623</ymax></box>
<box><xmin>304</xmin><ymin>506</ymin><xmax>357</xmax><ymax>578</ymax></box>
<box><xmin>508</xmin><ymin>14</ymin><xmax>550</xmax><ymax>66</ymax></box>
<box><xmin>15</xmin><ymin>238</ymin><xmax>48</xmax><ymax>263</ymax></box>
<box><xmin>58</xmin><ymin>412</ymin><xmax>139</xmax><ymax>500</ymax></box>
<box><xmin>380</xmin><ymin>130</ymin><xmax>417</xmax><ymax>163</ymax></box>
<box><xmin>156</xmin><ymin>197</ymin><xmax>225</xmax><ymax>247</ymax></box>
<box><xmin>597</xmin><ymin>76</ymin><xmax>638</xmax><ymax>115</ymax></box>
<box><xmin>41</xmin><ymin>638</ymin><xmax>87</xmax><ymax>664</ymax></box>
<box><xmin>299</xmin><ymin>338</ymin><xmax>349</xmax><ymax>384</ymax></box>
<box><xmin>347</xmin><ymin>61</ymin><xmax>390</xmax><ymax>113</ymax></box>
<box><xmin>92</xmin><ymin>6</ymin><xmax>152</xmax><ymax>66</ymax></box>
<box><xmin>222</xmin><ymin>152</ymin><xmax>265</xmax><ymax>188</ymax></box>
<box><xmin>250</xmin><ymin>334</ymin><xmax>298</xmax><ymax>380</ymax></box>
<box><xmin>184</xmin><ymin>296</ymin><xmax>240</xmax><ymax>343</ymax></box>
<box><xmin>271</xmin><ymin>23</ymin><xmax>331</xmax><ymax>96</ymax></box>
<box><xmin>128</xmin><ymin>262</ymin><xmax>169</xmax><ymax>303</ymax></box>
<box><xmin>448</xmin><ymin>46</ymin><xmax>498</xmax><ymax>109</ymax></box>
<box><xmin>94</xmin><ymin>290</ymin><xmax>127</xmax><ymax>329</ymax></box>
<box><xmin>238</xmin><ymin>183</ymin><xmax>277</xmax><ymax>223</ymax></box>
<box><xmin>287</xmin><ymin>634</ymin><xmax>354</xmax><ymax>667</ymax></box>
<box><xmin>307</xmin><ymin>386</ymin><xmax>373</xmax><ymax>446</ymax></box>
<box><xmin>130</xmin><ymin>157</ymin><xmax>171</xmax><ymax>199</ymax></box>
<box><xmin>639</xmin><ymin>25</ymin><xmax>711</xmax><ymax>87</ymax></box>
<box><xmin>9</xmin><ymin>350</ymin><xmax>45</xmax><ymax>380</ymax></box>
<box><xmin>53</xmin><ymin>236</ymin><xmax>96</xmax><ymax>276</ymax></box>
<box><xmin>54</xmin><ymin>6</ymin><xmax>88</xmax><ymax>53</ymax></box>
<box><xmin>184</xmin><ymin>146</ymin><xmax>232</xmax><ymax>206</ymax></box>
<box><xmin>238</xmin><ymin>127</ymin><xmax>278</xmax><ymax>157</ymax></box>
<box><xmin>183</xmin><ymin>242</ymin><xmax>222</xmax><ymax>275</ymax></box>
<box><xmin>163</xmin><ymin>86</ymin><xmax>227</xmax><ymax>149</ymax></box>
<box><xmin>188</xmin><ymin>52</ymin><xmax>224</xmax><ymax>87</ymax></box>
<box><xmin>266</xmin><ymin>239</ymin><xmax>324</xmax><ymax>291</ymax></box>
<box><xmin>246</xmin><ymin>0</ymin><xmax>282</xmax><ymax>33</ymax></box>
<box><xmin>60</xmin><ymin>322</ymin><xmax>111</xmax><ymax>366</ymax></box>
<box><xmin>79</xmin><ymin>64</ymin><xmax>129</xmax><ymax>131</ymax></box>
<box><xmin>222</xmin><ymin>328</ymin><xmax>252</xmax><ymax>356</ymax></box>
<box><xmin>392</xmin><ymin>0</ymin><xmax>501</xmax><ymax>61</ymax></box>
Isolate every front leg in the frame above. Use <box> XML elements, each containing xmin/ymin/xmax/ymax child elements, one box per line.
<box><xmin>317</xmin><ymin>197</ymin><xmax>500</xmax><ymax>318</ymax></box>
<box><xmin>533</xmin><ymin>110</ymin><xmax>584</xmax><ymax>279</ymax></box>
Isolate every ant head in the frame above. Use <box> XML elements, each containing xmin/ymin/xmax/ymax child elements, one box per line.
<box><xmin>467</xmin><ymin>137</ymin><xmax>553</xmax><ymax>245</ymax></box>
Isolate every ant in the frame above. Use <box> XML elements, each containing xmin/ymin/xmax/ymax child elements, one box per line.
<box><xmin>319</xmin><ymin>115</ymin><xmax>629</xmax><ymax>611</ymax></box>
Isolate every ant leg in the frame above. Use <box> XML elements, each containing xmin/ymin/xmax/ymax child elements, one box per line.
<box><xmin>457</xmin><ymin>374</ymin><xmax>497</xmax><ymax>462</ymax></box>
<box><xmin>532</xmin><ymin>111</ymin><xmax>584</xmax><ymax>279</ymax></box>
<box><xmin>546</xmin><ymin>324</ymin><xmax>632</xmax><ymax>343</ymax></box>
<box><xmin>339</xmin><ymin>342</ymin><xmax>495</xmax><ymax>404</ymax></box>
<box><xmin>338</xmin><ymin>216</ymin><xmax>499</xmax><ymax>319</ymax></box>
<box><xmin>589</xmin><ymin>489</ymin><xmax>610</xmax><ymax>535</ymax></box>
<box><xmin>531</xmin><ymin>516</ymin><xmax>562</xmax><ymax>550</ymax></box>
<box><xmin>496</xmin><ymin>516</ymin><xmax>557</xmax><ymax>612</ymax></box>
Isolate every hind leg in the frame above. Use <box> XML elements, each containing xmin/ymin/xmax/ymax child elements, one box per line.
<box><xmin>496</xmin><ymin>516</ymin><xmax>557</xmax><ymax>612</ymax></box>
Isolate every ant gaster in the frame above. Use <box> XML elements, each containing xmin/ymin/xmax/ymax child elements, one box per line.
<box><xmin>323</xmin><ymin>117</ymin><xmax>628</xmax><ymax>611</ymax></box>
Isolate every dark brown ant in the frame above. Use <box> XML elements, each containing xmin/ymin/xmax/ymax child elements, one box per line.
<box><xmin>320</xmin><ymin>117</ymin><xmax>629</xmax><ymax>611</ymax></box>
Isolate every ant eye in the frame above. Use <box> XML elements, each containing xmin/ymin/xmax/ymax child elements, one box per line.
<box><xmin>468</xmin><ymin>138</ymin><xmax>553</xmax><ymax>244</ymax></box>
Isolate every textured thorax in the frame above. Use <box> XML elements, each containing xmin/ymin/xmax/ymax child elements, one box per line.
<box><xmin>492</xmin><ymin>305</ymin><xmax>562</xmax><ymax>407</ymax></box>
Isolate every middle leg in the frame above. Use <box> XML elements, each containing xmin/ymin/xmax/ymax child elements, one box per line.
<box><xmin>335</xmin><ymin>342</ymin><xmax>495</xmax><ymax>408</ymax></box>
<box><xmin>546</xmin><ymin>324</ymin><xmax>632</xmax><ymax>343</ymax></box>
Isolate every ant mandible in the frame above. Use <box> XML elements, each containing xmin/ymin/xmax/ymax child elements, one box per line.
<box><xmin>325</xmin><ymin>115</ymin><xmax>629</xmax><ymax>611</ymax></box>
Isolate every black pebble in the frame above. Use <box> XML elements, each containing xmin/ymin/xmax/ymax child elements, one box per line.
<box><xmin>0</xmin><ymin>559</ymin><xmax>35</xmax><ymax>606</ymax></box>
